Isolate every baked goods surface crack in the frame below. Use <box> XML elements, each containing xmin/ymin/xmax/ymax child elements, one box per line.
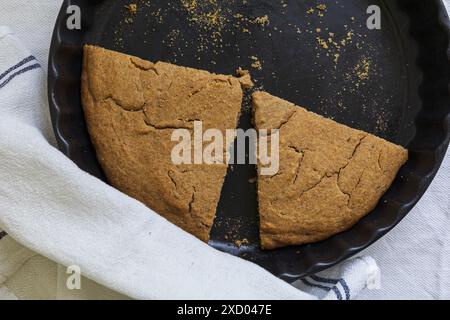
<box><xmin>82</xmin><ymin>45</ymin><xmax>408</xmax><ymax>250</ymax></box>
<box><xmin>81</xmin><ymin>45</ymin><xmax>245</xmax><ymax>242</ymax></box>
<box><xmin>253</xmin><ymin>91</ymin><xmax>408</xmax><ymax>249</ymax></box>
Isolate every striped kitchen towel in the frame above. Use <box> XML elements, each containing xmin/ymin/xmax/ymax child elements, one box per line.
<box><xmin>0</xmin><ymin>26</ymin><xmax>54</xmax><ymax>141</ymax></box>
<box><xmin>295</xmin><ymin>257</ymin><xmax>381</xmax><ymax>300</ymax></box>
<box><xmin>0</xmin><ymin>28</ymin><xmax>43</xmax><ymax>290</ymax></box>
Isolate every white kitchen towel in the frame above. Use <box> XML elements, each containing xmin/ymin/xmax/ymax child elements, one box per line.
<box><xmin>0</xmin><ymin>25</ymin><xmax>380</xmax><ymax>300</ymax></box>
<box><xmin>296</xmin><ymin>257</ymin><xmax>381</xmax><ymax>300</ymax></box>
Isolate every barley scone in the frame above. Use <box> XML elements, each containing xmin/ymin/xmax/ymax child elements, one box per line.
<box><xmin>253</xmin><ymin>92</ymin><xmax>408</xmax><ymax>250</ymax></box>
<box><xmin>82</xmin><ymin>45</ymin><xmax>246</xmax><ymax>242</ymax></box>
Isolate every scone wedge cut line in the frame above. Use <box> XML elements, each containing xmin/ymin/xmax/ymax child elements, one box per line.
<box><xmin>81</xmin><ymin>45</ymin><xmax>409</xmax><ymax>250</ymax></box>
<box><xmin>81</xmin><ymin>45</ymin><xmax>245</xmax><ymax>242</ymax></box>
<box><xmin>253</xmin><ymin>92</ymin><xmax>408</xmax><ymax>250</ymax></box>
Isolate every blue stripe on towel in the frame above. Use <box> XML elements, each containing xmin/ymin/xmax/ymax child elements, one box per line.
<box><xmin>301</xmin><ymin>279</ymin><xmax>342</xmax><ymax>300</ymax></box>
<box><xmin>310</xmin><ymin>275</ymin><xmax>351</xmax><ymax>300</ymax></box>
<box><xmin>0</xmin><ymin>55</ymin><xmax>36</xmax><ymax>81</ymax></box>
<box><xmin>338</xmin><ymin>279</ymin><xmax>351</xmax><ymax>300</ymax></box>
<box><xmin>0</xmin><ymin>63</ymin><xmax>40</xmax><ymax>89</ymax></box>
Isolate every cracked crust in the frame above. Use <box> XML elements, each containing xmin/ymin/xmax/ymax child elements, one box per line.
<box><xmin>81</xmin><ymin>45</ymin><xmax>244</xmax><ymax>242</ymax></box>
<box><xmin>253</xmin><ymin>91</ymin><xmax>409</xmax><ymax>250</ymax></box>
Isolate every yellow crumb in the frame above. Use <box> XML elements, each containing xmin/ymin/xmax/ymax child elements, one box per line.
<box><xmin>235</xmin><ymin>239</ymin><xmax>249</xmax><ymax>248</ymax></box>
<box><xmin>125</xmin><ymin>3</ymin><xmax>137</xmax><ymax>14</ymax></box>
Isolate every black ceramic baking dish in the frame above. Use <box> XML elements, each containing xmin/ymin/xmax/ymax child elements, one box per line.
<box><xmin>48</xmin><ymin>0</ymin><xmax>450</xmax><ymax>281</ymax></box>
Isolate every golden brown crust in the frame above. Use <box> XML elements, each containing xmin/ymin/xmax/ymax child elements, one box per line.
<box><xmin>81</xmin><ymin>45</ymin><xmax>244</xmax><ymax>242</ymax></box>
<box><xmin>236</xmin><ymin>68</ymin><xmax>254</xmax><ymax>89</ymax></box>
<box><xmin>253</xmin><ymin>91</ymin><xmax>409</xmax><ymax>250</ymax></box>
